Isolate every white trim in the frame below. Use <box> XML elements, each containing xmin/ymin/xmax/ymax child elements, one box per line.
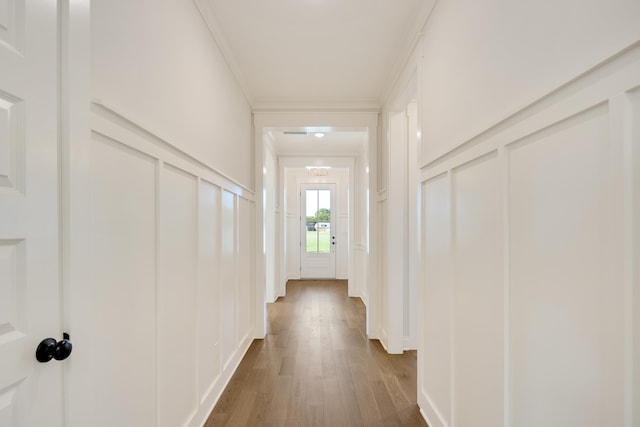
<box><xmin>191</xmin><ymin>0</ymin><xmax>254</xmax><ymax>106</ymax></box>
<box><xmin>91</xmin><ymin>101</ymin><xmax>254</xmax><ymax>197</ymax></box>
<box><xmin>254</xmin><ymin>111</ymin><xmax>378</xmax><ymax>341</ymax></box>
<box><xmin>194</xmin><ymin>335</ymin><xmax>254</xmax><ymax>427</ymax></box>
<box><xmin>420</xmin><ymin>41</ymin><xmax>640</xmax><ymax>170</ymax></box>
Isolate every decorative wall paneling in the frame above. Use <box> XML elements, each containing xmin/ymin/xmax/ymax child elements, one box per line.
<box><xmin>376</xmin><ymin>194</ymin><xmax>389</xmax><ymax>349</ymax></box>
<box><xmin>418</xmin><ymin>0</ymin><xmax>640</xmax><ymax>167</ymax></box>
<box><xmin>418</xmin><ymin>44</ymin><xmax>640</xmax><ymax>427</ymax></box>
<box><xmin>158</xmin><ymin>163</ymin><xmax>199</xmax><ymax>427</ymax></box>
<box><xmin>88</xmin><ymin>102</ymin><xmax>256</xmax><ymax>427</ymax></box>
<box><xmin>92</xmin><ymin>0</ymin><xmax>254</xmax><ymax>190</ymax></box>
<box><xmin>274</xmin><ymin>206</ymin><xmax>282</xmax><ymax>297</ymax></box>
<box><xmin>420</xmin><ymin>173</ymin><xmax>452</xmax><ymax>427</ymax></box>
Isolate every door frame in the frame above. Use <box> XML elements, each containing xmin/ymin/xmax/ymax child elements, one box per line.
<box><xmin>61</xmin><ymin>1</ymin><xmax>93</xmax><ymax>425</ymax></box>
<box><xmin>300</xmin><ymin>183</ymin><xmax>337</xmax><ymax>279</ymax></box>
<box><xmin>254</xmin><ymin>113</ymin><xmax>379</xmax><ymax>340</ymax></box>
<box><xmin>279</xmin><ymin>157</ymin><xmax>357</xmax><ymax>296</ymax></box>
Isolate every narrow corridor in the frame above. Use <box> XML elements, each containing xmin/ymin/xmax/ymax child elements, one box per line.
<box><xmin>206</xmin><ymin>280</ymin><xmax>426</xmax><ymax>426</ymax></box>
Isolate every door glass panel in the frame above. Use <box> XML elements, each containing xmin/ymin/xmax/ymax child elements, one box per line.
<box><xmin>305</xmin><ymin>189</ymin><xmax>331</xmax><ymax>253</ymax></box>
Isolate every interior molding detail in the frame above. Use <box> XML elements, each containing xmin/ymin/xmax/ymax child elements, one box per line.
<box><xmin>418</xmin><ymin>36</ymin><xmax>640</xmax><ymax>427</ymax></box>
<box><xmin>0</xmin><ymin>239</ymin><xmax>24</xmax><ymax>334</ymax></box>
<box><xmin>420</xmin><ymin>40</ymin><xmax>640</xmax><ymax>171</ymax></box>
<box><xmin>0</xmin><ymin>0</ymin><xmax>24</xmax><ymax>54</ymax></box>
<box><xmin>0</xmin><ymin>91</ymin><xmax>23</xmax><ymax>192</ymax></box>
<box><xmin>419</xmin><ymin>392</ymin><xmax>449</xmax><ymax>427</ymax></box>
<box><xmin>91</xmin><ymin>100</ymin><xmax>254</xmax><ymax>198</ymax></box>
<box><xmin>191</xmin><ymin>0</ymin><xmax>254</xmax><ymax>106</ymax></box>
<box><xmin>191</xmin><ymin>336</ymin><xmax>253</xmax><ymax>427</ymax></box>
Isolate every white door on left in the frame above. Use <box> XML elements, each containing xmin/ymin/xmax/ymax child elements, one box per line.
<box><xmin>0</xmin><ymin>1</ymin><xmax>64</xmax><ymax>425</ymax></box>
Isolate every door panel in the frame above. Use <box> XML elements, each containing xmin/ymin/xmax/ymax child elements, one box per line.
<box><xmin>300</xmin><ymin>184</ymin><xmax>336</xmax><ymax>278</ymax></box>
<box><xmin>0</xmin><ymin>0</ymin><xmax>62</xmax><ymax>425</ymax></box>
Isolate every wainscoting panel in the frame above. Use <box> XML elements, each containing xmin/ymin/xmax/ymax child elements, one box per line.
<box><xmin>220</xmin><ymin>189</ymin><xmax>237</xmax><ymax>369</ymax></box>
<box><xmin>275</xmin><ymin>208</ymin><xmax>283</xmax><ymax>297</ymax></box>
<box><xmin>420</xmin><ymin>173</ymin><xmax>452</xmax><ymax>427</ymax></box>
<box><xmin>86</xmin><ymin>132</ymin><xmax>157</xmax><ymax>426</ymax></box>
<box><xmin>87</xmin><ymin>103</ymin><xmax>256</xmax><ymax>427</ymax></box>
<box><xmin>508</xmin><ymin>103</ymin><xmax>621</xmax><ymax>427</ymax></box>
<box><xmin>197</xmin><ymin>180</ymin><xmax>221</xmax><ymax>403</ymax></box>
<box><xmin>377</xmin><ymin>198</ymin><xmax>388</xmax><ymax>347</ymax></box>
<box><xmin>452</xmin><ymin>152</ymin><xmax>503</xmax><ymax>427</ymax></box>
<box><xmin>418</xmin><ymin>43</ymin><xmax>640</xmax><ymax>427</ymax></box>
<box><xmin>237</xmin><ymin>197</ymin><xmax>252</xmax><ymax>347</ymax></box>
<box><xmin>158</xmin><ymin>163</ymin><xmax>199</xmax><ymax>427</ymax></box>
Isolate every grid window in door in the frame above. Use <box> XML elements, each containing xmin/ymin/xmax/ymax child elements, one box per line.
<box><xmin>305</xmin><ymin>189</ymin><xmax>331</xmax><ymax>253</ymax></box>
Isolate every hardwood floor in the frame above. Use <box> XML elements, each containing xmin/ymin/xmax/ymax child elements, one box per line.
<box><xmin>205</xmin><ymin>280</ymin><xmax>428</xmax><ymax>427</ymax></box>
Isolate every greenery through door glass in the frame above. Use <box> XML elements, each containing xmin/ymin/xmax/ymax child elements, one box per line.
<box><xmin>305</xmin><ymin>189</ymin><xmax>331</xmax><ymax>253</ymax></box>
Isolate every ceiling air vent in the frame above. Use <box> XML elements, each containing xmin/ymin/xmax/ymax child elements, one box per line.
<box><xmin>283</xmin><ymin>131</ymin><xmax>308</xmax><ymax>135</ymax></box>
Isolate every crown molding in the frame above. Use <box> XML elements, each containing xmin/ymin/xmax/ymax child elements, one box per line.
<box><xmin>379</xmin><ymin>0</ymin><xmax>438</xmax><ymax>106</ymax></box>
<box><xmin>192</xmin><ymin>0</ymin><xmax>255</xmax><ymax>105</ymax></box>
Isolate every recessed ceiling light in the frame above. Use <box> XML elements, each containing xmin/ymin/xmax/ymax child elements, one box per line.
<box><xmin>306</xmin><ymin>166</ymin><xmax>331</xmax><ymax>176</ymax></box>
<box><xmin>314</xmin><ymin>132</ymin><xmax>325</xmax><ymax>138</ymax></box>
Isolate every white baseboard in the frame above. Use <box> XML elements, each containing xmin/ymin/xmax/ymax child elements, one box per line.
<box><xmin>194</xmin><ymin>336</ymin><xmax>254</xmax><ymax>427</ymax></box>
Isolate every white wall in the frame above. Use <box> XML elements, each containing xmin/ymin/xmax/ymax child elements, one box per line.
<box><xmin>410</xmin><ymin>1</ymin><xmax>640</xmax><ymax>426</ymax></box>
<box><xmin>70</xmin><ymin>2</ymin><xmax>256</xmax><ymax>426</ymax></box>
<box><xmin>420</xmin><ymin>0</ymin><xmax>640</xmax><ymax>165</ymax></box>
<box><xmin>91</xmin><ymin>0</ymin><xmax>253</xmax><ymax>189</ymax></box>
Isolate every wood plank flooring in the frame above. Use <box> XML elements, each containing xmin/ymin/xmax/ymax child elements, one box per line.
<box><xmin>205</xmin><ymin>280</ymin><xmax>428</xmax><ymax>427</ymax></box>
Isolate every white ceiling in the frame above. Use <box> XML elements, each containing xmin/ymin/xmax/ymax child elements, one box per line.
<box><xmin>267</xmin><ymin>129</ymin><xmax>367</xmax><ymax>156</ymax></box>
<box><xmin>198</xmin><ymin>0</ymin><xmax>434</xmax><ymax>110</ymax></box>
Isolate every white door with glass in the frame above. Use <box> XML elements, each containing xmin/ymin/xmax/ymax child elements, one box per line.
<box><xmin>301</xmin><ymin>184</ymin><xmax>336</xmax><ymax>278</ymax></box>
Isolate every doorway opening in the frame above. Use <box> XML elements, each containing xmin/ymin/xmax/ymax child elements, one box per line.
<box><xmin>300</xmin><ymin>184</ymin><xmax>336</xmax><ymax>278</ymax></box>
<box><xmin>254</xmin><ymin>112</ymin><xmax>378</xmax><ymax>339</ymax></box>
<box><xmin>260</xmin><ymin>126</ymin><xmax>369</xmax><ymax>305</ymax></box>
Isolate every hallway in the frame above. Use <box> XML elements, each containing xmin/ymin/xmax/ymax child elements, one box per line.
<box><xmin>206</xmin><ymin>281</ymin><xmax>426</xmax><ymax>426</ymax></box>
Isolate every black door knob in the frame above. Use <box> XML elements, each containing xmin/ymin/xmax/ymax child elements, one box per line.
<box><xmin>36</xmin><ymin>333</ymin><xmax>73</xmax><ymax>363</ymax></box>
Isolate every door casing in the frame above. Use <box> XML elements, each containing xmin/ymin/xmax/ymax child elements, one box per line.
<box><xmin>300</xmin><ymin>183</ymin><xmax>337</xmax><ymax>279</ymax></box>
